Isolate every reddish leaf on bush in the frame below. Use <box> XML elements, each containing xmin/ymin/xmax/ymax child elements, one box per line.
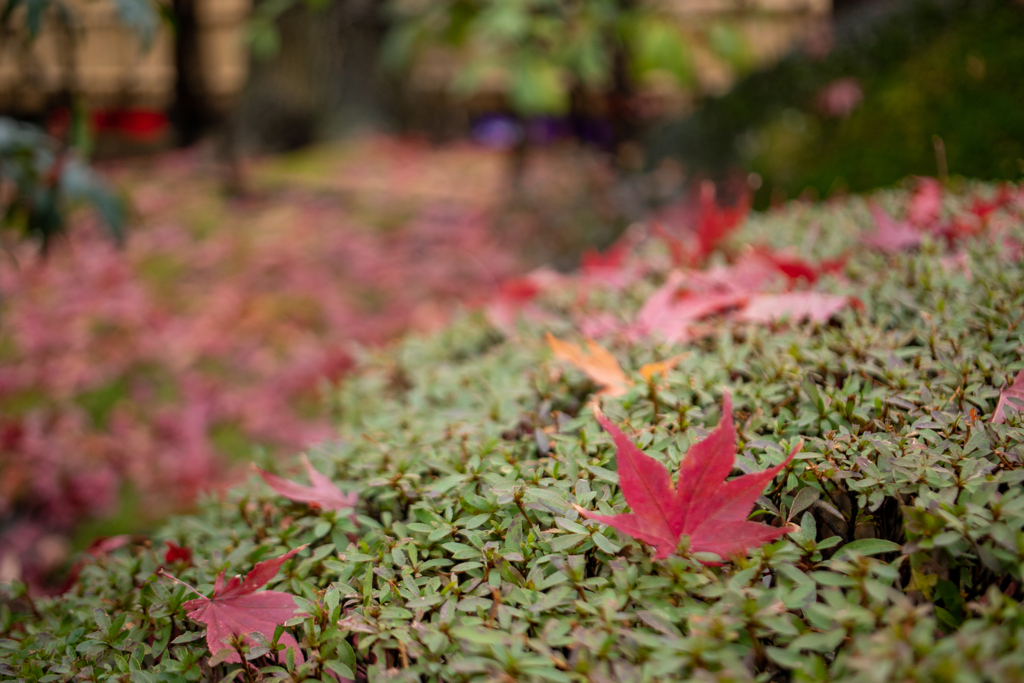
<box><xmin>484</xmin><ymin>269</ymin><xmax>563</xmax><ymax>334</ymax></box>
<box><xmin>697</xmin><ymin>252</ymin><xmax>783</xmax><ymax>294</ymax></box>
<box><xmin>695</xmin><ymin>183</ymin><xmax>750</xmax><ymax>261</ymax></box>
<box><xmin>580</xmin><ymin>241</ymin><xmax>643</xmax><ymax>289</ymax></box>
<box><xmin>863</xmin><ymin>203</ymin><xmax>923</xmax><ymax>253</ymax></box>
<box><xmin>754</xmin><ymin>249</ymin><xmax>847</xmax><ymax>285</ymax></box>
<box><xmin>655</xmin><ymin>182</ymin><xmax>750</xmax><ymax>265</ymax></box>
<box><xmin>939</xmin><ymin>186</ymin><xmax>1017</xmax><ymax>243</ymax></box>
<box><xmin>161</xmin><ymin>545</ymin><xmax>308</xmax><ymax>663</ymax></box>
<box><xmin>992</xmin><ymin>369</ymin><xmax>1024</xmax><ymax>424</ymax></box>
<box><xmin>578</xmin><ymin>393</ymin><xmax>797</xmax><ymax>559</ymax></box>
<box><xmin>968</xmin><ymin>185</ymin><xmax>1014</xmax><ymax>223</ymax></box>
<box><xmin>908</xmin><ymin>177</ymin><xmax>943</xmax><ymax>228</ymax></box>
<box><xmin>633</xmin><ymin>271</ymin><xmax>747</xmax><ymax>343</ymax></box>
<box><xmin>164</xmin><ymin>541</ymin><xmax>193</xmax><ymax>565</ymax></box>
<box><xmin>59</xmin><ymin>535</ymin><xmax>134</xmax><ymax>593</ymax></box>
<box><xmin>735</xmin><ymin>292</ymin><xmax>852</xmax><ymax>324</ymax></box>
<box><xmin>255</xmin><ymin>455</ymin><xmax>357</xmax><ymax>512</ymax></box>
<box><xmin>581</xmin><ymin>241</ymin><xmax>629</xmax><ymax>274</ymax></box>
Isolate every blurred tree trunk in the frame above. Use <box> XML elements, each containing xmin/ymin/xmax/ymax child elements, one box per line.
<box><xmin>234</xmin><ymin>0</ymin><xmax>399</xmax><ymax>154</ymax></box>
<box><xmin>170</xmin><ymin>0</ymin><xmax>213</xmax><ymax>145</ymax></box>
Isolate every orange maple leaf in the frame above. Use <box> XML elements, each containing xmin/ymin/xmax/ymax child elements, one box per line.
<box><xmin>546</xmin><ymin>333</ymin><xmax>685</xmax><ymax>397</ymax></box>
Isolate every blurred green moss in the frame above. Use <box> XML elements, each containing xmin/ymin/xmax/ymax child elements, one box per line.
<box><xmin>649</xmin><ymin>0</ymin><xmax>1024</xmax><ymax>207</ymax></box>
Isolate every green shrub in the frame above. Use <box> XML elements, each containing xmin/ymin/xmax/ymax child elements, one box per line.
<box><xmin>649</xmin><ymin>0</ymin><xmax>1024</xmax><ymax>207</ymax></box>
<box><xmin>3</xmin><ymin>185</ymin><xmax>1024</xmax><ymax>681</ymax></box>
<box><xmin>0</xmin><ymin>118</ymin><xmax>124</xmax><ymax>249</ymax></box>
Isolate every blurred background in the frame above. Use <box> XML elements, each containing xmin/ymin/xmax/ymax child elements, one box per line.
<box><xmin>0</xmin><ymin>0</ymin><xmax>1021</xmax><ymax>588</ymax></box>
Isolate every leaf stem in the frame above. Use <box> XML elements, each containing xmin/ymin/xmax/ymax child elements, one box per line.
<box><xmin>156</xmin><ymin>568</ymin><xmax>202</xmax><ymax>599</ymax></box>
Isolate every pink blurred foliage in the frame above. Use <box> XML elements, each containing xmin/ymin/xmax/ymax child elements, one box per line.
<box><xmin>578</xmin><ymin>235</ymin><xmax>646</xmax><ymax>290</ymax></box>
<box><xmin>654</xmin><ymin>180</ymin><xmax>750</xmax><ymax>267</ymax></box>
<box><xmin>907</xmin><ymin>177</ymin><xmax>943</xmax><ymax>228</ymax></box>
<box><xmin>0</xmin><ymin>142</ymin><xmax>520</xmax><ymax>588</ymax></box>
<box><xmin>863</xmin><ymin>178</ymin><xmax>1021</xmax><ymax>253</ymax></box>
<box><xmin>815</xmin><ymin>78</ymin><xmax>863</xmax><ymax>119</ymax></box>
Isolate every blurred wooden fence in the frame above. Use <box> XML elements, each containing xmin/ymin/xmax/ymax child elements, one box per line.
<box><xmin>0</xmin><ymin>0</ymin><xmax>249</xmax><ymax>113</ymax></box>
<box><xmin>0</xmin><ymin>0</ymin><xmax>828</xmax><ymax>118</ymax></box>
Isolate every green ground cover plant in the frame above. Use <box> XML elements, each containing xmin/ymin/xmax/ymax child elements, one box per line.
<box><xmin>3</xmin><ymin>181</ymin><xmax>1024</xmax><ymax>682</ymax></box>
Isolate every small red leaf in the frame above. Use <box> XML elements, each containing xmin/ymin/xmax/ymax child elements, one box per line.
<box><xmin>863</xmin><ymin>203</ymin><xmax>922</xmax><ymax>253</ymax></box>
<box><xmin>735</xmin><ymin>292</ymin><xmax>851</xmax><ymax>324</ymax></box>
<box><xmin>695</xmin><ymin>184</ymin><xmax>750</xmax><ymax>261</ymax></box>
<box><xmin>171</xmin><ymin>545</ymin><xmax>308</xmax><ymax>664</ymax></box>
<box><xmin>633</xmin><ymin>272</ymin><xmax>746</xmax><ymax>343</ymax></box>
<box><xmin>164</xmin><ymin>541</ymin><xmax>193</xmax><ymax>565</ymax></box>
<box><xmin>255</xmin><ymin>456</ymin><xmax>357</xmax><ymax>512</ymax></box>
<box><xmin>993</xmin><ymin>369</ymin><xmax>1024</xmax><ymax>424</ymax></box>
<box><xmin>654</xmin><ymin>182</ymin><xmax>749</xmax><ymax>266</ymax></box>
<box><xmin>908</xmin><ymin>177</ymin><xmax>942</xmax><ymax>228</ymax></box>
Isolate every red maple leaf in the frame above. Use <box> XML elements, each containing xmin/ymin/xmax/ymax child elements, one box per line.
<box><xmin>908</xmin><ymin>177</ymin><xmax>943</xmax><ymax>229</ymax></box>
<box><xmin>654</xmin><ymin>182</ymin><xmax>750</xmax><ymax>266</ymax></box>
<box><xmin>581</xmin><ymin>241</ymin><xmax>629</xmax><ymax>274</ymax></box>
<box><xmin>939</xmin><ymin>185</ymin><xmax>1016</xmax><ymax>243</ymax></box>
<box><xmin>164</xmin><ymin>540</ymin><xmax>193</xmax><ymax>565</ymax></box>
<box><xmin>753</xmin><ymin>248</ymin><xmax>847</xmax><ymax>286</ymax></box>
<box><xmin>161</xmin><ymin>545</ymin><xmax>308</xmax><ymax>663</ymax></box>
<box><xmin>578</xmin><ymin>393</ymin><xmax>796</xmax><ymax>560</ymax></box>
<box><xmin>255</xmin><ymin>455</ymin><xmax>358</xmax><ymax>512</ymax></box>
<box><xmin>579</xmin><ymin>237</ymin><xmax>645</xmax><ymax>290</ymax></box>
<box><xmin>967</xmin><ymin>185</ymin><xmax>1013</xmax><ymax>223</ymax></box>
<box><xmin>862</xmin><ymin>203</ymin><xmax>923</xmax><ymax>253</ymax></box>
<box><xmin>695</xmin><ymin>184</ymin><xmax>750</xmax><ymax>261</ymax></box>
<box><xmin>736</xmin><ymin>292</ymin><xmax>853</xmax><ymax>324</ymax></box>
<box><xmin>992</xmin><ymin>369</ymin><xmax>1024</xmax><ymax>424</ymax></box>
<box><xmin>631</xmin><ymin>271</ymin><xmax>747</xmax><ymax>343</ymax></box>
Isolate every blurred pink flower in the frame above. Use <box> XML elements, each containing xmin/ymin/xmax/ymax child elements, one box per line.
<box><xmin>816</xmin><ymin>78</ymin><xmax>863</xmax><ymax>118</ymax></box>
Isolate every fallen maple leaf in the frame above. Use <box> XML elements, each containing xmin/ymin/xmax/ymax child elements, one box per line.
<box><xmin>654</xmin><ymin>182</ymin><xmax>750</xmax><ymax>266</ymax></box>
<box><xmin>546</xmin><ymin>333</ymin><xmax>632</xmax><ymax>397</ymax></box>
<box><xmin>639</xmin><ymin>354</ymin><xmax>687</xmax><ymax>381</ymax></box>
<box><xmin>255</xmin><ymin>455</ymin><xmax>358</xmax><ymax>512</ymax></box>
<box><xmin>863</xmin><ymin>203</ymin><xmax>923</xmax><ymax>253</ymax></box>
<box><xmin>164</xmin><ymin>541</ymin><xmax>193</xmax><ymax>565</ymax></box>
<box><xmin>968</xmin><ymin>185</ymin><xmax>1013</xmax><ymax>223</ymax></box>
<box><xmin>484</xmin><ymin>269</ymin><xmax>563</xmax><ymax>335</ymax></box>
<box><xmin>696</xmin><ymin>252</ymin><xmax>783</xmax><ymax>294</ymax></box>
<box><xmin>161</xmin><ymin>545</ymin><xmax>308</xmax><ymax>663</ymax></box>
<box><xmin>633</xmin><ymin>271</ymin><xmax>747</xmax><ymax>343</ymax></box>
<box><xmin>992</xmin><ymin>369</ymin><xmax>1024</xmax><ymax>424</ymax></box>
<box><xmin>908</xmin><ymin>177</ymin><xmax>943</xmax><ymax>228</ymax></box>
<box><xmin>546</xmin><ymin>333</ymin><xmax>685</xmax><ymax>396</ymax></box>
<box><xmin>937</xmin><ymin>185</ymin><xmax>1016</xmax><ymax>244</ymax></box>
<box><xmin>754</xmin><ymin>248</ymin><xmax>847</xmax><ymax>286</ymax></box>
<box><xmin>736</xmin><ymin>292</ymin><xmax>852</xmax><ymax>324</ymax></box>
<box><xmin>578</xmin><ymin>393</ymin><xmax>797</xmax><ymax>559</ymax></box>
<box><xmin>580</xmin><ymin>241</ymin><xmax>628</xmax><ymax>277</ymax></box>
<box><xmin>694</xmin><ymin>183</ymin><xmax>750</xmax><ymax>261</ymax></box>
